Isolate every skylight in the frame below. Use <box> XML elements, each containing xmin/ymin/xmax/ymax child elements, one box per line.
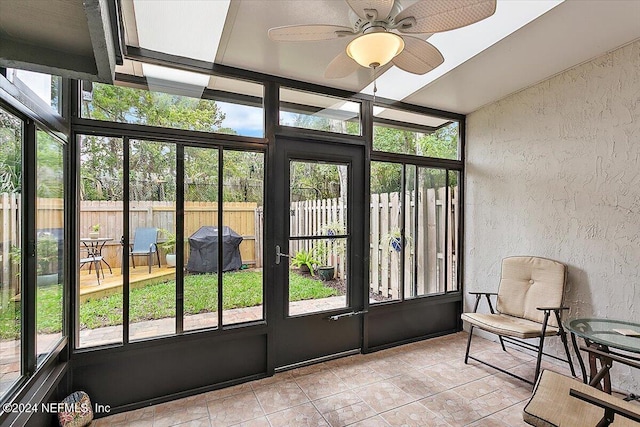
<box><xmin>132</xmin><ymin>0</ymin><xmax>230</xmax><ymax>62</ymax></box>
<box><xmin>362</xmin><ymin>0</ymin><xmax>564</xmax><ymax>100</ymax></box>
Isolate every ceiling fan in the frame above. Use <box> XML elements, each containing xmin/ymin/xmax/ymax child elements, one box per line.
<box><xmin>268</xmin><ymin>0</ymin><xmax>497</xmax><ymax>79</ymax></box>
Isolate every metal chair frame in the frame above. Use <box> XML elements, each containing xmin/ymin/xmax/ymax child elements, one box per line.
<box><xmin>464</xmin><ymin>291</ymin><xmax>576</xmax><ymax>385</ymax></box>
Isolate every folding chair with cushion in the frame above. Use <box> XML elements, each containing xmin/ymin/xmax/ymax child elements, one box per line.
<box><xmin>524</xmin><ymin>370</ymin><xmax>640</xmax><ymax>427</ymax></box>
<box><xmin>461</xmin><ymin>256</ymin><xmax>576</xmax><ymax>385</ymax></box>
<box><xmin>130</xmin><ymin>227</ymin><xmax>161</xmax><ymax>274</ymax></box>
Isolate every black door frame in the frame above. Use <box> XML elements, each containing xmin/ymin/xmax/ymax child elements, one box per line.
<box><xmin>269</xmin><ymin>136</ymin><xmax>366</xmax><ymax>369</ymax></box>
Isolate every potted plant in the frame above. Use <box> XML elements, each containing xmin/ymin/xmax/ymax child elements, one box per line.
<box><xmin>291</xmin><ymin>249</ymin><xmax>319</xmax><ymax>275</ymax></box>
<box><xmin>313</xmin><ymin>241</ymin><xmax>334</xmax><ymax>281</ymax></box>
<box><xmin>314</xmin><ymin>222</ymin><xmax>346</xmax><ymax>281</ymax></box>
<box><xmin>383</xmin><ymin>228</ymin><xmax>408</xmax><ymax>252</ymax></box>
<box><xmin>159</xmin><ymin>229</ymin><xmax>176</xmax><ymax>267</ymax></box>
<box><xmin>36</xmin><ymin>233</ymin><xmax>59</xmax><ymax>286</ymax></box>
<box><xmin>89</xmin><ymin>223</ymin><xmax>100</xmax><ymax>239</ymax></box>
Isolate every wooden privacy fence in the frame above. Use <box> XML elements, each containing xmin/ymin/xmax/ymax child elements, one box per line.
<box><xmin>288</xmin><ymin>186</ymin><xmax>459</xmax><ymax>299</ymax></box>
<box><xmin>80</xmin><ymin>201</ymin><xmax>261</xmax><ymax>269</ymax></box>
<box><xmin>2</xmin><ymin>189</ymin><xmax>457</xmax><ymax>299</ymax></box>
<box><xmin>289</xmin><ymin>198</ymin><xmax>347</xmax><ymax>280</ymax></box>
<box><xmin>370</xmin><ymin>187</ymin><xmax>459</xmax><ymax>299</ymax></box>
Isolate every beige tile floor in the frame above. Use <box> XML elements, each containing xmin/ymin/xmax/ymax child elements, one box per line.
<box><xmin>93</xmin><ymin>332</ymin><xmax>575</xmax><ymax>427</ymax></box>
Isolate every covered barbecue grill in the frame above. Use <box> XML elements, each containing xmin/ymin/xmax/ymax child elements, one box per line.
<box><xmin>186</xmin><ymin>226</ymin><xmax>243</xmax><ymax>273</ymax></box>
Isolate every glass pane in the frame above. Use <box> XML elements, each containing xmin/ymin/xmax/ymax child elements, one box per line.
<box><xmin>373</xmin><ymin>107</ymin><xmax>459</xmax><ymax>160</ymax></box>
<box><xmin>404</xmin><ymin>165</ymin><xmax>416</xmax><ymax>299</ymax></box>
<box><xmin>0</xmin><ymin>108</ymin><xmax>22</xmax><ymax>397</ymax></box>
<box><xmin>223</xmin><ymin>151</ymin><xmax>264</xmax><ymax>325</ymax></box>
<box><xmin>81</xmin><ymin>73</ymin><xmax>264</xmax><ymax>138</ymax></box>
<box><xmin>369</xmin><ymin>161</ymin><xmax>402</xmax><ymax>303</ymax></box>
<box><xmin>280</xmin><ymin>88</ymin><xmax>360</xmax><ymax>135</ymax></box>
<box><xmin>448</xmin><ymin>171</ymin><xmax>460</xmax><ymax>292</ymax></box>
<box><xmin>78</xmin><ymin>135</ymin><xmax>124</xmax><ymax>348</ymax></box>
<box><xmin>6</xmin><ymin>69</ymin><xmax>62</xmax><ymax>114</ymax></box>
<box><xmin>413</xmin><ymin>168</ymin><xmax>447</xmax><ymax>297</ymax></box>
<box><xmin>288</xmin><ymin>160</ymin><xmax>348</xmax><ymax>315</ymax></box>
<box><xmin>183</xmin><ymin>146</ymin><xmax>219</xmax><ymax>331</ymax></box>
<box><xmin>36</xmin><ymin>130</ymin><xmax>64</xmax><ymax>361</ymax></box>
<box><xmin>288</xmin><ymin>239</ymin><xmax>347</xmax><ymax>316</ymax></box>
<box><xmin>129</xmin><ymin>140</ymin><xmax>176</xmax><ymax>340</ymax></box>
<box><xmin>289</xmin><ymin>161</ymin><xmax>348</xmax><ymax>236</ymax></box>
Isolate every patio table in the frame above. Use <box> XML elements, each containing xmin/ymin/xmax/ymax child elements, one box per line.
<box><xmin>80</xmin><ymin>237</ymin><xmax>114</xmax><ymax>274</ymax></box>
<box><xmin>565</xmin><ymin>317</ymin><xmax>640</xmax><ymax>396</ymax></box>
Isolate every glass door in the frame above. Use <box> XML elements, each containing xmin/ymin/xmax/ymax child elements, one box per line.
<box><xmin>272</xmin><ymin>138</ymin><xmax>365</xmax><ymax>368</ymax></box>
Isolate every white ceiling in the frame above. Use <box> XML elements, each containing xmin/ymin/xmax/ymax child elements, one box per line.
<box><xmin>404</xmin><ymin>0</ymin><xmax>640</xmax><ymax>113</ymax></box>
<box><xmin>212</xmin><ymin>0</ymin><xmax>640</xmax><ymax>115</ymax></box>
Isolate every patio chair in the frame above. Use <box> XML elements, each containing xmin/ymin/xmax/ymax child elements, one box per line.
<box><xmin>129</xmin><ymin>227</ymin><xmax>161</xmax><ymax>274</ymax></box>
<box><xmin>80</xmin><ymin>250</ymin><xmax>104</xmax><ymax>285</ymax></box>
<box><xmin>461</xmin><ymin>256</ymin><xmax>576</xmax><ymax>385</ymax></box>
<box><xmin>524</xmin><ymin>370</ymin><xmax>640</xmax><ymax>426</ymax></box>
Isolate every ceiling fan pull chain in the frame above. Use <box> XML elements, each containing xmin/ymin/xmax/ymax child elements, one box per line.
<box><xmin>372</xmin><ymin>65</ymin><xmax>378</xmax><ymax>104</ymax></box>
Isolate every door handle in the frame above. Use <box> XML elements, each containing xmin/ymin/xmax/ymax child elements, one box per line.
<box><xmin>327</xmin><ymin>310</ymin><xmax>368</xmax><ymax>321</ymax></box>
<box><xmin>275</xmin><ymin>245</ymin><xmax>290</xmax><ymax>265</ymax></box>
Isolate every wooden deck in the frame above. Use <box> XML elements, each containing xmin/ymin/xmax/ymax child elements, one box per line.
<box><xmin>79</xmin><ymin>266</ymin><xmax>176</xmax><ymax>302</ymax></box>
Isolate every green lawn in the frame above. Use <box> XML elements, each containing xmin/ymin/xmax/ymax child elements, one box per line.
<box><xmin>1</xmin><ymin>271</ymin><xmax>337</xmax><ymax>338</ymax></box>
<box><xmin>81</xmin><ymin>270</ymin><xmax>336</xmax><ymax>329</ymax></box>
<box><xmin>0</xmin><ymin>284</ymin><xmax>63</xmax><ymax>340</ymax></box>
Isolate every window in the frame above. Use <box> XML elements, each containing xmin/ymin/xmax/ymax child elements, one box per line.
<box><xmin>81</xmin><ymin>71</ymin><xmax>264</xmax><ymax>138</ymax></box>
<box><xmin>78</xmin><ymin>135</ymin><xmax>124</xmax><ymax>348</ymax></box>
<box><xmin>128</xmin><ymin>139</ymin><xmax>177</xmax><ymax>340</ymax></box>
<box><xmin>35</xmin><ymin>130</ymin><xmax>65</xmax><ymax>361</ymax></box>
<box><xmin>6</xmin><ymin>69</ymin><xmax>62</xmax><ymax>114</ymax></box>
<box><xmin>373</xmin><ymin>106</ymin><xmax>459</xmax><ymax>160</ymax></box>
<box><xmin>280</xmin><ymin>88</ymin><xmax>360</xmax><ymax>136</ymax></box>
<box><xmin>76</xmin><ymin>130</ymin><xmax>266</xmax><ymax>346</ymax></box>
<box><xmin>0</xmin><ymin>107</ymin><xmax>23</xmax><ymax>399</ymax></box>
<box><xmin>370</xmin><ymin>161</ymin><xmax>460</xmax><ymax>302</ymax></box>
<box><xmin>370</xmin><ymin>106</ymin><xmax>461</xmax><ymax>302</ymax></box>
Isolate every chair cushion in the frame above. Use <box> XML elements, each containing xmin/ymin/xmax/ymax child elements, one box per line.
<box><xmin>461</xmin><ymin>313</ymin><xmax>559</xmax><ymax>339</ymax></box>
<box><xmin>497</xmin><ymin>257</ymin><xmax>566</xmax><ymax>327</ymax></box>
<box><xmin>523</xmin><ymin>370</ymin><xmax>639</xmax><ymax>427</ymax></box>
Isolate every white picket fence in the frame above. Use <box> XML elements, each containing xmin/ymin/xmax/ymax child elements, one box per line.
<box><xmin>289</xmin><ymin>186</ymin><xmax>459</xmax><ymax>298</ymax></box>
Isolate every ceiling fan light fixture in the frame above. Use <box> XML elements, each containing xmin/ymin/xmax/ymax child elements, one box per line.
<box><xmin>346</xmin><ymin>31</ymin><xmax>404</xmax><ymax>68</ymax></box>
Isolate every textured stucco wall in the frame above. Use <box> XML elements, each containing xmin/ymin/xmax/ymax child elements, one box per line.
<box><xmin>465</xmin><ymin>39</ymin><xmax>640</xmax><ymax>393</ymax></box>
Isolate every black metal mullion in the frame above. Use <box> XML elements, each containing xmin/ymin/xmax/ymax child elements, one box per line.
<box><xmin>400</xmin><ymin>164</ymin><xmax>406</xmax><ymax>301</ymax></box>
<box><xmin>69</xmin><ymin>81</ymin><xmax>80</xmax><ymax>352</ymax></box>
<box><xmin>217</xmin><ymin>148</ymin><xmax>224</xmax><ymax>329</ymax></box>
<box><xmin>23</xmin><ymin>120</ymin><xmax>37</xmax><ymax>373</ymax></box>
<box><xmin>176</xmin><ymin>145</ymin><xmax>184</xmax><ymax>334</ymax></box>
<box><xmin>123</xmin><ymin>137</ymin><xmax>130</xmax><ymax>344</ymax></box>
<box><xmin>413</xmin><ymin>165</ymin><xmax>419</xmax><ymax>298</ymax></box>
<box><xmin>444</xmin><ymin>169</ymin><xmax>450</xmax><ymax>293</ymax></box>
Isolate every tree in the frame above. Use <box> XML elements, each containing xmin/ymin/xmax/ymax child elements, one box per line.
<box><xmin>81</xmin><ymin>83</ymin><xmax>229</xmax><ymax>201</ymax></box>
<box><xmin>0</xmin><ymin>110</ymin><xmax>22</xmax><ymax>194</ymax></box>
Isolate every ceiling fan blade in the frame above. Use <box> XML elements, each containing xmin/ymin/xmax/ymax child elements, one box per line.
<box><xmin>391</xmin><ymin>37</ymin><xmax>444</xmax><ymax>75</ymax></box>
<box><xmin>395</xmin><ymin>0</ymin><xmax>496</xmax><ymax>34</ymax></box>
<box><xmin>324</xmin><ymin>51</ymin><xmax>361</xmax><ymax>79</ymax></box>
<box><xmin>268</xmin><ymin>25</ymin><xmax>356</xmax><ymax>42</ymax></box>
<box><xmin>345</xmin><ymin>0</ymin><xmax>395</xmax><ymax>21</ymax></box>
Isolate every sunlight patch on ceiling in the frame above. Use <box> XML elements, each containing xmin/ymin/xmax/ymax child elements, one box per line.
<box><xmin>363</xmin><ymin>0</ymin><xmax>564</xmax><ymax>101</ymax></box>
<box><xmin>142</xmin><ymin>63</ymin><xmax>210</xmax><ymax>98</ymax></box>
<box><xmin>132</xmin><ymin>0</ymin><xmax>230</xmax><ymax>62</ymax></box>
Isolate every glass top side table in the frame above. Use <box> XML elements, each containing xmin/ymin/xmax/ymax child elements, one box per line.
<box><xmin>565</xmin><ymin>317</ymin><xmax>640</xmax><ymax>394</ymax></box>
